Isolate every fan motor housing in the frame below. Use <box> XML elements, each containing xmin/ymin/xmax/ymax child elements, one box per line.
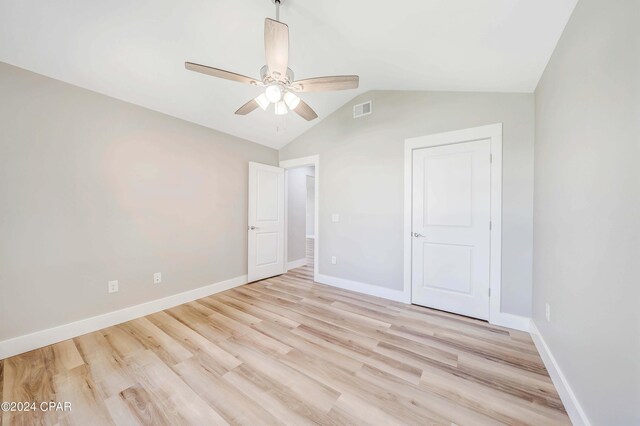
<box><xmin>260</xmin><ymin>65</ymin><xmax>294</xmax><ymax>84</ymax></box>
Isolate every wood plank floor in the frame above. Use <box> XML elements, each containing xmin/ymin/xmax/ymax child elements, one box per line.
<box><xmin>1</xmin><ymin>240</ymin><xmax>569</xmax><ymax>425</ymax></box>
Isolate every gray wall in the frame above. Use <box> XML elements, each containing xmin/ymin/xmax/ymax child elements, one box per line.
<box><xmin>280</xmin><ymin>90</ymin><xmax>535</xmax><ymax>317</ymax></box>
<box><xmin>0</xmin><ymin>62</ymin><xmax>278</xmax><ymax>341</ymax></box>
<box><xmin>286</xmin><ymin>166</ymin><xmax>314</xmax><ymax>262</ymax></box>
<box><xmin>306</xmin><ymin>175</ymin><xmax>315</xmax><ymax>237</ymax></box>
<box><xmin>533</xmin><ymin>0</ymin><xmax>640</xmax><ymax>424</ymax></box>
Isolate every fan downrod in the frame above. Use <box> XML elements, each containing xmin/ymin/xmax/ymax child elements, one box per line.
<box><xmin>270</xmin><ymin>0</ymin><xmax>284</xmax><ymax>22</ymax></box>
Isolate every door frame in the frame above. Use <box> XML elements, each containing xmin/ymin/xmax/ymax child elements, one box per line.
<box><xmin>403</xmin><ymin>123</ymin><xmax>504</xmax><ymax>325</ymax></box>
<box><xmin>279</xmin><ymin>155</ymin><xmax>320</xmax><ymax>283</ymax></box>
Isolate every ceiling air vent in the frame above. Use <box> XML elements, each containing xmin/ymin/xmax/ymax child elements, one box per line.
<box><xmin>353</xmin><ymin>101</ymin><xmax>372</xmax><ymax>118</ymax></box>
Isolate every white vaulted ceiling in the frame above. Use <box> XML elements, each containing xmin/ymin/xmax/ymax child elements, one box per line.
<box><xmin>0</xmin><ymin>0</ymin><xmax>577</xmax><ymax>148</ymax></box>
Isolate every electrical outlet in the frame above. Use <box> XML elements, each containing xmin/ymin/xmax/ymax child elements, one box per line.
<box><xmin>154</xmin><ymin>272</ymin><xmax>162</xmax><ymax>284</ymax></box>
<box><xmin>545</xmin><ymin>303</ymin><xmax>551</xmax><ymax>322</ymax></box>
<box><xmin>108</xmin><ymin>280</ymin><xmax>119</xmax><ymax>293</ymax></box>
<box><xmin>332</xmin><ymin>213</ymin><xmax>340</xmax><ymax>223</ymax></box>
<box><xmin>331</xmin><ymin>256</ymin><xmax>337</xmax><ymax>265</ymax></box>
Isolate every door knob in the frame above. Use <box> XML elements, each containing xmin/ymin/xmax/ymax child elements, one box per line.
<box><xmin>413</xmin><ymin>232</ymin><xmax>425</xmax><ymax>238</ymax></box>
<box><xmin>249</xmin><ymin>226</ymin><xmax>259</xmax><ymax>230</ymax></box>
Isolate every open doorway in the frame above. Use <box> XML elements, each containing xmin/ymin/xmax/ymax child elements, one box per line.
<box><xmin>280</xmin><ymin>155</ymin><xmax>319</xmax><ymax>282</ymax></box>
<box><xmin>285</xmin><ymin>165</ymin><xmax>315</xmax><ymax>275</ymax></box>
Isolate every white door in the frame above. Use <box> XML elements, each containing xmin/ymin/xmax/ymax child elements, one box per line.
<box><xmin>248</xmin><ymin>162</ymin><xmax>285</xmax><ymax>282</ymax></box>
<box><xmin>411</xmin><ymin>139</ymin><xmax>491</xmax><ymax>319</ymax></box>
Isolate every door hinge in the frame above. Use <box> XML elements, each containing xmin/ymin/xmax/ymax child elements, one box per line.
<box><xmin>489</xmin><ymin>288</ymin><xmax>491</xmax><ymax>297</ymax></box>
<box><xmin>490</xmin><ymin>154</ymin><xmax>493</xmax><ymax>163</ymax></box>
<box><xmin>489</xmin><ymin>221</ymin><xmax>492</xmax><ymax>230</ymax></box>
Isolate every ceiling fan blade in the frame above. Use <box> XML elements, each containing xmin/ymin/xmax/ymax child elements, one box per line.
<box><xmin>235</xmin><ymin>99</ymin><xmax>260</xmax><ymax>115</ymax></box>
<box><xmin>293</xmin><ymin>99</ymin><xmax>318</xmax><ymax>121</ymax></box>
<box><xmin>291</xmin><ymin>75</ymin><xmax>359</xmax><ymax>92</ymax></box>
<box><xmin>264</xmin><ymin>18</ymin><xmax>289</xmax><ymax>80</ymax></box>
<box><xmin>185</xmin><ymin>62</ymin><xmax>260</xmax><ymax>85</ymax></box>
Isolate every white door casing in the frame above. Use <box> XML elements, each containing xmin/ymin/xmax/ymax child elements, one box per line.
<box><xmin>248</xmin><ymin>162</ymin><xmax>285</xmax><ymax>282</ymax></box>
<box><xmin>411</xmin><ymin>139</ymin><xmax>491</xmax><ymax>320</ymax></box>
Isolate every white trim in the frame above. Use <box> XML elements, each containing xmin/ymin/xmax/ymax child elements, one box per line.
<box><xmin>0</xmin><ymin>275</ymin><xmax>247</xmax><ymax>360</ymax></box>
<box><xmin>306</xmin><ymin>235</ymin><xmax>315</xmax><ymax>239</ymax></box>
<box><xmin>279</xmin><ymin>155</ymin><xmax>320</xmax><ymax>169</ymax></box>
<box><xmin>491</xmin><ymin>312</ymin><xmax>530</xmax><ymax>332</ymax></box>
<box><xmin>280</xmin><ymin>155</ymin><xmax>319</xmax><ymax>283</ymax></box>
<box><xmin>404</xmin><ymin>123</ymin><xmax>514</xmax><ymax>327</ymax></box>
<box><xmin>287</xmin><ymin>258</ymin><xmax>307</xmax><ymax>270</ymax></box>
<box><xmin>530</xmin><ymin>321</ymin><xmax>591</xmax><ymax>426</ymax></box>
<box><xmin>316</xmin><ymin>274</ymin><xmax>410</xmax><ymax>304</ymax></box>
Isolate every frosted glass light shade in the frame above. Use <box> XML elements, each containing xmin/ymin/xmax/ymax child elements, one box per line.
<box><xmin>283</xmin><ymin>91</ymin><xmax>300</xmax><ymax>109</ymax></box>
<box><xmin>274</xmin><ymin>101</ymin><xmax>288</xmax><ymax>115</ymax></box>
<box><xmin>265</xmin><ymin>84</ymin><xmax>282</xmax><ymax>103</ymax></box>
<box><xmin>255</xmin><ymin>93</ymin><xmax>270</xmax><ymax>110</ymax></box>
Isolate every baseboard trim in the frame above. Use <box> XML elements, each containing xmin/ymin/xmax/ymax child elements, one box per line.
<box><xmin>286</xmin><ymin>258</ymin><xmax>307</xmax><ymax>270</ymax></box>
<box><xmin>530</xmin><ymin>321</ymin><xmax>591</xmax><ymax>426</ymax></box>
<box><xmin>0</xmin><ymin>275</ymin><xmax>247</xmax><ymax>360</ymax></box>
<box><xmin>489</xmin><ymin>312</ymin><xmax>531</xmax><ymax>332</ymax></box>
<box><xmin>313</xmin><ymin>274</ymin><xmax>532</xmax><ymax>333</ymax></box>
<box><xmin>316</xmin><ymin>273</ymin><xmax>410</xmax><ymax>303</ymax></box>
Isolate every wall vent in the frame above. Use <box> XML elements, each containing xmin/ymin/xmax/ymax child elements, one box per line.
<box><xmin>353</xmin><ymin>101</ymin><xmax>372</xmax><ymax>118</ymax></box>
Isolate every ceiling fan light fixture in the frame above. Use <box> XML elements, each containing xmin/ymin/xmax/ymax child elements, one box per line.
<box><xmin>185</xmin><ymin>0</ymin><xmax>358</xmax><ymax>122</ymax></box>
<box><xmin>283</xmin><ymin>91</ymin><xmax>300</xmax><ymax>109</ymax></box>
<box><xmin>255</xmin><ymin>93</ymin><xmax>270</xmax><ymax>110</ymax></box>
<box><xmin>274</xmin><ymin>101</ymin><xmax>288</xmax><ymax>115</ymax></box>
<box><xmin>265</xmin><ymin>84</ymin><xmax>283</xmax><ymax>103</ymax></box>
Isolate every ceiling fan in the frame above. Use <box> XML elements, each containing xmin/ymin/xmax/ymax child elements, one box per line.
<box><xmin>185</xmin><ymin>0</ymin><xmax>359</xmax><ymax>121</ymax></box>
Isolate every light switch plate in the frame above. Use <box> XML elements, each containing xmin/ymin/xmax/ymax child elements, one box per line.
<box><xmin>332</xmin><ymin>214</ymin><xmax>340</xmax><ymax>222</ymax></box>
<box><xmin>545</xmin><ymin>303</ymin><xmax>551</xmax><ymax>322</ymax></box>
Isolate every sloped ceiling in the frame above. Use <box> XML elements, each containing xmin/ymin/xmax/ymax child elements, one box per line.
<box><xmin>0</xmin><ymin>0</ymin><xmax>577</xmax><ymax>148</ymax></box>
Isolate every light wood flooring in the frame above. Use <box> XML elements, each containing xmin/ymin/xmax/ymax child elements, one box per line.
<box><xmin>1</xmin><ymin>240</ymin><xmax>569</xmax><ymax>425</ymax></box>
